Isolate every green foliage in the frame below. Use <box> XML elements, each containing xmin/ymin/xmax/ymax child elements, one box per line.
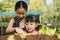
<box><xmin>39</xmin><ymin>25</ymin><xmax>56</xmax><ymax>35</ymax></box>
<box><xmin>0</xmin><ymin>0</ymin><xmax>17</xmax><ymax>12</ymax></box>
<box><xmin>0</xmin><ymin>16</ymin><xmax>14</xmax><ymax>26</ymax></box>
<box><xmin>7</xmin><ymin>35</ymin><xmax>14</xmax><ymax>40</ymax></box>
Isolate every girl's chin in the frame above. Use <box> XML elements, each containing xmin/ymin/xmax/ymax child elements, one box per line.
<box><xmin>18</xmin><ymin>17</ymin><xmax>24</xmax><ymax>20</ymax></box>
<box><xmin>27</xmin><ymin>30</ymin><xmax>33</xmax><ymax>33</ymax></box>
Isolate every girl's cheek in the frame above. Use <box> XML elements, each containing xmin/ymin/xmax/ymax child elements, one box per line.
<box><xmin>32</xmin><ymin>25</ymin><xmax>36</xmax><ymax>29</ymax></box>
<box><xmin>26</xmin><ymin>26</ymin><xmax>28</xmax><ymax>29</ymax></box>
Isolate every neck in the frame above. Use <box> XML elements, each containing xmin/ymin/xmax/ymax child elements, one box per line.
<box><xmin>31</xmin><ymin>30</ymin><xmax>37</xmax><ymax>33</ymax></box>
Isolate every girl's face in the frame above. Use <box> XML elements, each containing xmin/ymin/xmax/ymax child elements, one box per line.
<box><xmin>16</xmin><ymin>8</ymin><xmax>26</xmax><ymax>20</ymax></box>
<box><xmin>25</xmin><ymin>22</ymin><xmax>37</xmax><ymax>33</ymax></box>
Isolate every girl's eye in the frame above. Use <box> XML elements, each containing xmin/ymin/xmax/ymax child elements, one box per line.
<box><xmin>21</xmin><ymin>13</ymin><xmax>25</xmax><ymax>15</ymax></box>
<box><xmin>17</xmin><ymin>13</ymin><xmax>25</xmax><ymax>15</ymax></box>
<box><xmin>26</xmin><ymin>23</ymin><xmax>28</xmax><ymax>25</ymax></box>
<box><xmin>31</xmin><ymin>24</ymin><xmax>33</xmax><ymax>25</ymax></box>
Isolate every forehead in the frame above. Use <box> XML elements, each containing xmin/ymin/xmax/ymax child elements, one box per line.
<box><xmin>26</xmin><ymin>21</ymin><xmax>36</xmax><ymax>23</ymax></box>
<box><xmin>16</xmin><ymin>8</ymin><xmax>26</xmax><ymax>13</ymax></box>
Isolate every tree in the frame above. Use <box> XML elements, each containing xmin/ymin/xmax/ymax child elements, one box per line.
<box><xmin>0</xmin><ymin>0</ymin><xmax>17</xmax><ymax>12</ymax></box>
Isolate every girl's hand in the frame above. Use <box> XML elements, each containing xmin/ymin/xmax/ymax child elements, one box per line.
<box><xmin>19</xmin><ymin>19</ymin><xmax>25</xmax><ymax>28</ymax></box>
<box><xmin>15</xmin><ymin>27</ymin><xmax>24</xmax><ymax>34</ymax></box>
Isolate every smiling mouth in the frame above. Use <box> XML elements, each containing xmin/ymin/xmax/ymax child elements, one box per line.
<box><xmin>28</xmin><ymin>29</ymin><xmax>30</xmax><ymax>30</ymax></box>
<box><xmin>28</xmin><ymin>28</ymin><xmax>31</xmax><ymax>30</ymax></box>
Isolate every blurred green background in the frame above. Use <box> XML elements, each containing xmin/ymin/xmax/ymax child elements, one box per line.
<box><xmin>0</xmin><ymin>0</ymin><xmax>60</xmax><ymax>39</ymax></box>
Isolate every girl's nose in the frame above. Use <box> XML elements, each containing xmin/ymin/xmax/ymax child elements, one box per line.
<box><xmin>28</xmin><ymin>24</ymin><xmax>31</xmax><ymax>27</ymax></box>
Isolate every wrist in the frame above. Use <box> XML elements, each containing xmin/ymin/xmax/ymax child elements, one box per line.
<box><xmin>14</xmin><ymin>28</ymin><xmax>16</xmax><ymax>32</ymax></box>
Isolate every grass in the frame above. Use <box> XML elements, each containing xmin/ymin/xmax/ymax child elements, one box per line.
<box><xmin>0</xmin><ymin>22</ymin><xmax>9</xmax><ymax>26</ymax></box>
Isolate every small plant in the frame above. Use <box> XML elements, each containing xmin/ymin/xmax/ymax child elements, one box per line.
<box><xmin>39</xmin><ymin>25</ymin><xmax>56</xmax><ymax>35</ymax></box>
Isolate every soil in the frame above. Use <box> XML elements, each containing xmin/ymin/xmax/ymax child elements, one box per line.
<box><xmin>0</xmin><ymin>26</ymin><xmax>59</xmax><ymax>40</ymax></box>
<box><xmin>0</xmin><ymin>35</ymin><xmax>58</xmax><ymax>40</ymax></box>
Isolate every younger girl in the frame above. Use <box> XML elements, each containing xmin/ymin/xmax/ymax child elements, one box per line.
<box><xmin>25</xmin><ymin>14</ymin><xmax>39</xmax><ymax>35</ymax></box>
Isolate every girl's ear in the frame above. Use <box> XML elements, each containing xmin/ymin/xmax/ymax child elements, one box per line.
<box><xmin>35</xmin><ymin>23</ymin><xmax>40</xmax><ymax>31</ymax></box>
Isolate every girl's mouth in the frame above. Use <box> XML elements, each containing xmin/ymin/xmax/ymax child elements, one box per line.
<box><xmin>28</xmin><ymin>28</ymin><xmax>32</xmax><ymax>30</ymax></box>
<box><xmin>18</xmin><ymin>16</ymin><xmax>25</xmax><ymax>20</ymax></box>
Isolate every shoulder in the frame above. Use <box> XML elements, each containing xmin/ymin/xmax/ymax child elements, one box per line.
<box><xmin>35</xmin><ymin>31</ymin><xmax>39</xmax><ymax>35</ymax></box>
<box><xmin>32</xmin><ymin>31</ymin><xmax>39</xmax><ymax>35</ymax></box>
<box><xmin>10</xmin><ymin>18</ymin><xmax>14</xmax><ymax>23</ymax></box>
<box><xmin>14</xmin><ymin>16</ymin><xmax>18</xmax><ymax>20</ymax></box>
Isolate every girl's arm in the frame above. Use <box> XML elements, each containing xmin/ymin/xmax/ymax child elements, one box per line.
<box><xmin>15</xmin><ymin>27</ymin><xmax>24</xmax><ymax>34</ymax></box>
<box><xmin>14</xmin><ymin>19</ymin><xmax>25</xmax><ymax>34</ymax></box>
<box><xmin>6</xmin><ymin>18</ymin><xmax>15</xmax><ymax>33</ymax></box>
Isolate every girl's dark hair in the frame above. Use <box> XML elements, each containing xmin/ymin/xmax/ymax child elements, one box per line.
<box><xmin>25</xmin><ymin>14</ymin><xmax>40</xmax><ymax>31</ymax></box>
<box><xmin>25</xmin><ymin>14</ymin><xmax>39</xmax><ymax>23</ymax></box>
<box><xmin>15</xmin><ymin>1</ymin><xmax>28</xmax><ymax>11</ymax></box>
